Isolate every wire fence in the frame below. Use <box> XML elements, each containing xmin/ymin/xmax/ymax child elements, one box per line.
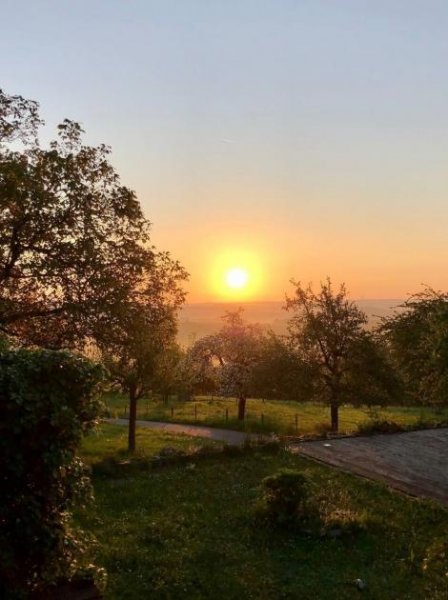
<box><xmin>103</xmin><ymin>397</ymin><xmax>387</xmax><ymax>436</ymax></box>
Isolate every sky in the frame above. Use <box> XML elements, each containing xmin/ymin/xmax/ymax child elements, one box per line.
<box><xmin>2</xmin><ymin>1</ymin><xmax>448</xmax><ymax>302</ymax></box>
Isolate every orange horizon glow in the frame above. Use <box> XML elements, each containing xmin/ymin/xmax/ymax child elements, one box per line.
<box><xmin>155</xmin><ymin>213</ymin><xmax>448</xmax><ymax>304</ymax></box>
<box><xmin>8</xmin><ymin>3</ymin><xmax>448</xmax><ymax>308</ymax></box>
<box><xmin>207</xmin><ymin>247</ymin><xmax>264</xmax><ymax>301</ymax></box>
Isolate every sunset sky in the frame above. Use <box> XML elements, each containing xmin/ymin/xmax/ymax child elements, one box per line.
<box><xmin>2</xmin><ymin>1</ymin><xmax>448</xmax><ymax>302</ymax></box>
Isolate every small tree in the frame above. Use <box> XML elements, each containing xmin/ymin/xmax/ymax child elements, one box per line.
<box><xmin>152</xmin><ymin>343</ymin><xmax>184</xmax><ymax>404</ymax></box>
<box><xmin>381</xmin><ymin>288</ymin><xmax>448</xmax><ymax>406</ymax></box>
<box><xmin>341</xmin><ymin>333</ymin><xmax>402</xmax><ymax>408</ymax></box>
<box><xmin>191</xmin><ymin>310</ymin><xmax>265</xmax><ymax>420</ymax></box>
<box><xmin>97</xmin><ymin>255</ymin><xmax>187</xmax><ymax>452</ymax></box>
<box><xmin>251</xmin><ymin>332</ymin><xmax>315</xmax><ymax>402</ymax></box>
<box><xmin>285</xmin><ymin>279</ymin><xmax>397</xmax><ymax>431</ymax></box>
<box><xmin>186</xmin><ymin>338</ymin><xmax>220</xmax><ymax>398</ymax></box>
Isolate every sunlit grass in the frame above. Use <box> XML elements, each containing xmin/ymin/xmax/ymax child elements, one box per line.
<box><xmin>79</xmin><ymin>424</ymin><xmax>448</xmax><ymax>599</ymax></box>
<box><xmin>102</xmin><ymin>392</ymin><xmax>448</xmax><ymax>435</ymax></box>
<box><xmin>82</xmin><ymin>423</ymin><xmax>222</xmax><ymax>466</ymax></box>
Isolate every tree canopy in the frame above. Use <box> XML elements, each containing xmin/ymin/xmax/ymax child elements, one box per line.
<box><xmin>98</xmin><ymin>302</ymin><xmax>183</xmax><ymax>452</ymax></box>
<box><xmin>251</xmin><ymin>332</ymin><xmax>316</xmax><ymax>402</ymax></box>
<box><xmin>190</xmin><ymin>309</ymin><xmax>265</xmax><ymax>420</ymax></box>
<box><xmin>381</xmin><ymin>288</ymin><xmax>448</xmax><ymax>406</ymax></box>
<box><xmin>285</xmin><ymin>279</ymin><xmax>398</xmax><ymax>430</ymax></box>
<box><xmin>0</xmin><ymin>88</ymin><xmax>185</xmax><ymax>350</ymax></box>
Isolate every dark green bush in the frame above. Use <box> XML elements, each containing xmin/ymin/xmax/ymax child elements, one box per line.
<box><xmin>259</xmin><ymin>468</ymin><xmax>309</xmax><ymax>526</ymax></box>
<box><xmin>357</xmin><ymin>419</ymin><xmax>405</xmax><ymax>435</ymax></box>
<box><xmin>0</xmin><ymin>349</ymin><xmax>104</xmax><ymax>598</ymax></box>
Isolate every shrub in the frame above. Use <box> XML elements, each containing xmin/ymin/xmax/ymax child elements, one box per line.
<box><xmin>258</xmin><ymin>469</ymin><xmax>309</xmax><ymax>526</ymax></box>
<box><xmin>0</xmin><ymin>349</ymin><xmax>104</xmax><ymax>598</ymax></box>
<box><xmin>411</xmin><ymin>417</ymin><xmax>448</xmax><ymax>431</ymax></box>
<box><xmin>357</xmin><ymin>419</ymin><xmax>405</xmax><ymax>435</ymax></box>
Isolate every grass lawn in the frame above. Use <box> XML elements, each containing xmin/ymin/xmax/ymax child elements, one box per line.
<box><xmin>102</xmin><ymin>392</ymin><xmax>448</xmax><ymax>436</ymax></box>
<box><xmin>81</xmin><ymin>423</ymin><xmax>223</xmax><ymax>466</ymax></box>
<box><xmin>78</xmin><ymin>423</ymin><xmax>448</xmax><ymax>599</ymax></box>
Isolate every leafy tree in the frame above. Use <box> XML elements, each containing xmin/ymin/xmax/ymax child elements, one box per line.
<box><xmin>285</xmin><ymin>279</ymin><xmax>398</xmax><ymax>431</ymax></box>
<box><xmin>191</xmin><ymin>310</ymin><xmax>265</xmax><ymax>420</ymax></box>
<box><xmin>0</xmin><ymin>89</ymin><xmax>166</xmax><ymax>349</ymax></box>
<box><xmin>341</xmin><ymin>333</ymin><xmax>402</xmax><ymax>408</ymax></box>
<box><xmin>251</xmin><ymin>332</ymin><xmax>315</xmax><ymax>402</ymax></box>
<box><xmin>186</xmin><ymin>338</ymin><xmax>220</xmax><ymax>398</ymax></box>
<box><xmin>97</xmin><ymin>274</ymin><xmax>186</xmax><ymax>452</ymax></box>
<box><xmin>381</xmin><ymin>288</ymin><xmax>448</xmax><ymax>406</ymax></box>
<box><xmin>152</xmin><ymin>343</ymin><xmax>184</xmax><ymax>404</ymax></box>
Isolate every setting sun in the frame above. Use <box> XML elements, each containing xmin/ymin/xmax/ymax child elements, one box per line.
<box><xmin>207</xmin><ymin>248</ymin><xmax>264</xmax><ymax>300</ymax></box>
<box><xmin>226</xmin><ymin>267</ymin><xmax>249</xmax><ymax>290</ymax></box>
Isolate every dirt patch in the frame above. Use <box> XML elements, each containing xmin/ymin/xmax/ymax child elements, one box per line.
<box><xmin>296</xmin><ymin>428</ymin><xmax>448</xmax><ymax>505</ymax></box>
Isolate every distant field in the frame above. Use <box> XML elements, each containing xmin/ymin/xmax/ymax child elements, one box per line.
<box><xmin>78</xmin><ymin>423</ymin><xmax>448</xmax><ymax>599</ymax></box>
<box><xmin>102</xmin><ymin>393</ymin><xmax>448</xmax><ymax>436</ymax></box>
<box><xmin>177</xmin><ymin>299</ymin><xmax>402</xmax><ymax>345</ymax></box>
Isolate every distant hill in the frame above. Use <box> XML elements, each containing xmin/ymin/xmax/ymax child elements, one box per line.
<box><xmin>177</xmin><ymin>299</ymin><xmax>403</xmax><ymax>347</ymax></box>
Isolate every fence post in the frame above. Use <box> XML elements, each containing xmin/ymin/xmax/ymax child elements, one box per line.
<box><xmin>171</xmin><ymin>406</ymin><xmax>174</xmax><ymax>418</ymax></box>
<box><xmin>194</xmin><ymin>403</ymin><xmax>197</xmax><ymax>421</ymax></box>
<box><xmin>261</xmin><ymin>413</ymin><xmax>264</xmax><ymax>426</ymax></box>
<box><xmin>295</xmin><ymin>414</ymin><xmax>298</xmax><ymax>433</ymax></box>
<box><xmin>225</xmin><ymin>408</ymin><xmax>229</xmax><ymax>422</ymax></box>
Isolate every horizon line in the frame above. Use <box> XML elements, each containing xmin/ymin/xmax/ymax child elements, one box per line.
<box><xmin>182</xmin><ymin>298</ymin><xmax>405</xmax><ymax>306</ymax></box>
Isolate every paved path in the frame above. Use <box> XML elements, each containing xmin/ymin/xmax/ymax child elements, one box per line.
<box><xmin>294</xmin><ymin>428</ymin><xmax>448</xmax><ymax>505</ymax></box>
<box><xmin>106</xmin><ymin>418</ymin><xmax>260</xmax><ymax>446</ymax></box>
<box><xmin>107</xmin><ymin>419</ymin><xmax>448</xmax><ymax>504</ymax></box>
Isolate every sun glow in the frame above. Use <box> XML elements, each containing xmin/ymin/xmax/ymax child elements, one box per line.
<box><xmin>208</xmin><ymin>248</ymin><xmax>263</xmax><ymax>300</ymax></box>
<box><xmin>226</xmin><ymin>267</ymin><xmax>249</xmax><ymax>289</ymax></box>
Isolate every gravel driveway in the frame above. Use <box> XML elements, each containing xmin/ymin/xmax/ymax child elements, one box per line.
<box><xmin>295</xmin><ymin>428</ymin><xmax>448</xmax><ymax>504</ymax></box>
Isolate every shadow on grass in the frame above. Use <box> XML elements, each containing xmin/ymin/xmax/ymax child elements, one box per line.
<box><xmin>91</xmin><ymin>439</ymin><xmax>284</xmax><ymax>478</ymax></box>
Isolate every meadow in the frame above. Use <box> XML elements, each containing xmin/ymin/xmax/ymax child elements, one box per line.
<box><xmin>78</xmin><ymin>423</ymin><xmax>448</xmax><ymax>599</ymax></box>
<box><xmin>103</xmin><ymin>393</ymin><xmax>448</xmax><ymax>436</ymax></box>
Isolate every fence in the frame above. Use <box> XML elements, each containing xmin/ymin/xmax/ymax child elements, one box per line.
<box><xmin>103</xmin><ymin>396</ymin><xmax>380</xmax><ymax>436</ymax></box>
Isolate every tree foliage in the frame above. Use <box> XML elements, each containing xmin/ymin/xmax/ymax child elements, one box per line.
<box><xmin>285</xmin><ymin>279</ymin><xmax>398</xmax><ymax>430</ymax></box>
<box><xmin>0</xmin><ymin>88</ymin><xmax>179</xmax><ymax>349</ymax></box>
<box><xmin>251</xmin><ymin>332</ymin><xmax>316</xmax><ymax>402</ymax></box>
<box><xmin>152</xmin><ymin>343</ymin><xmax>185</xmax><ymax>403</ymax></box>
<box><xmin>97</xmin><ymin>281</ymin><xmax>186</xmax><ymax>452</ymax></box>
<box><xmin>381</xmin><ymin>288</ymin><xmax>448</xmax><ymax>406</ymax></box>
<box><xmin>0</xmin><ymin>348</ymin><xmax>103</xmax><ymax>597</ymax></box>
<box><xmin>0</xmin><ymin>88</ymin><xmax>188</xmax><ymax>454</ymax></box>
<box><xmin>190</xmin><ymin>310</ymin><xmax>265</xmax><ymax>420</ymax></box>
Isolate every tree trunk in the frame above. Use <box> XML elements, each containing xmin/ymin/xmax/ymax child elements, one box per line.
<box><xmin>128</xmin><ymin>386</ymin><xmax>137</xmax><ymax>453</ymax></box>
<box><xmin>330</xmin><ymin>402</ymin><xmax>339</xmax><ymax>432</ymax></box>
<box><xmin>237</xmin><ymin>396</ymin><xmax>246</xmax><ymax>421</ymax></box>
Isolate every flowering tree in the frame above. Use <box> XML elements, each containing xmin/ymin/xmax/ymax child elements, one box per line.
<box><xmin>191</xmin><ymin>310</ymin><xmax>265</xmax><ymax>420</ymax></box>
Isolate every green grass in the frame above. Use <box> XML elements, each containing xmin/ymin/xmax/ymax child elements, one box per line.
<box><xmin>78</xmin><ymin>423</ymin><xmax>448</xmax><ymax>599</ymax></box>
<box><xmin>82</xmin><ymin>424</ymin><xmax>223</xmax><ymax>466</ymax></box>
<box><xmin>102</xmin><ymin>392</ymin><xmax>448</xmax><ymax>436</ymax></box>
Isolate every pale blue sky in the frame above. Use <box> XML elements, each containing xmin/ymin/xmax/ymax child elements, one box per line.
<box><xmin>2</xmin><ymin>1</ymin><xmax>448</xmax><ymax>300</ymax></box>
